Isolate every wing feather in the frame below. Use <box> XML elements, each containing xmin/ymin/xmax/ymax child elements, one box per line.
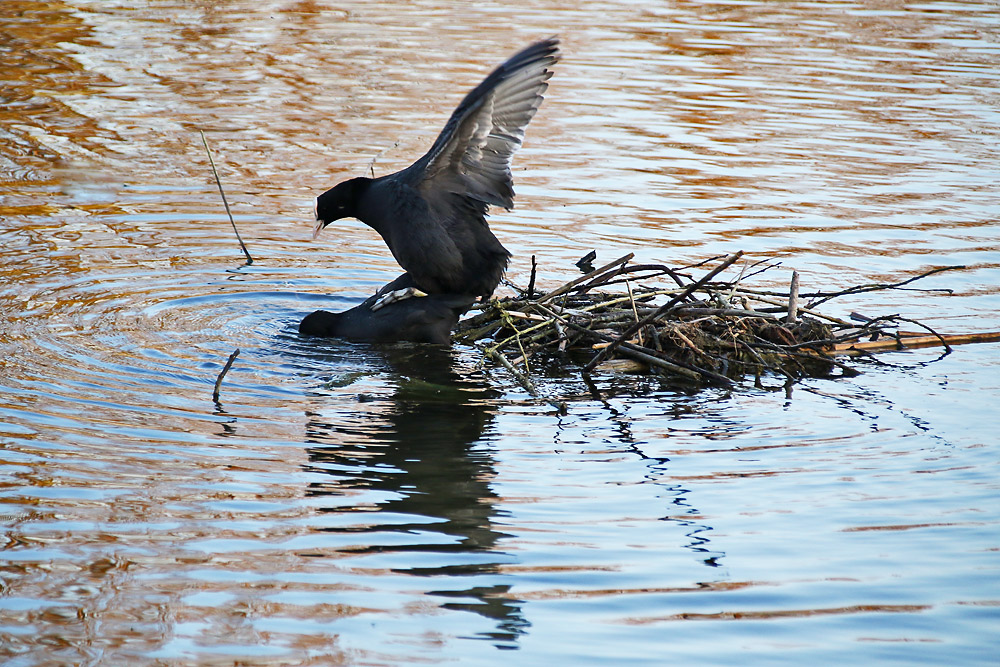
<box><xmin>406</xmin><ymin>38</ymin><xmax>560</xmax><ymax>210</ymax></box>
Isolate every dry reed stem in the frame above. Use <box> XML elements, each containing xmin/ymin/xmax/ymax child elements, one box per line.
<box><xmin>200</xmin><ymin>131</ymin><xmax>253</xmax><ymax>265</ymax></box>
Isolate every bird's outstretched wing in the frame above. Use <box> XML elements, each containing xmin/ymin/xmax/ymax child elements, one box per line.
<box><xmin>406</xmin><ymin>38</ymin><xmax>560</xmax><ymax>210</ymax></box>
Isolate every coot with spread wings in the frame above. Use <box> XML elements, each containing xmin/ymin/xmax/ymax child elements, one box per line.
<box><xmin>313</xmin><ymin>38</ymin><xmax>560</xmax><ymax>300</ymax></box>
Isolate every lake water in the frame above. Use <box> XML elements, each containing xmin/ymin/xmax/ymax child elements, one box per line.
<box><xmin>2</xmin><ymin>1</ymin><xmax>999</xmax><ymax>664</ymax></box>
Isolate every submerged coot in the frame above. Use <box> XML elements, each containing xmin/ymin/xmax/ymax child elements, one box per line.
<box><xmin>314</xmin><ymin>38</ymin><xmax>560</xmax><ymax>300</ymax></box>
<box><xmin>299</xmin><ymin>273</ymin><xmax>476</xmax><ymax>345</ymax></box>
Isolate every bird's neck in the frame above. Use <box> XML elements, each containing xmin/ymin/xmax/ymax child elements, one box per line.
<box><xmin>352</xmin><ymin>177</ymin><xmax>393</xmax><ymax>234</ymax></box>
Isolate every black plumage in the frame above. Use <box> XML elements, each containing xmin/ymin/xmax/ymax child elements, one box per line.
<box><xmin>299</xmin><ymin>273</ymin><xmax>475</xmax><ymax>345</ymax></box>
<box><xmin>314</xmin><ymin>38</ymin><xmax>560</xmax><ymax>300</ymax></box>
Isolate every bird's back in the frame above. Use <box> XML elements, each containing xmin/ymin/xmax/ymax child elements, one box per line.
<box><xmin>360</xmin><ymin>176</ymin><xmax>510</xmax><ymax>298</ymax></box>
<box><xmin>299</xmin><ymin>273</ymin><xmax>475</xmax><ymax>344</ymax></box>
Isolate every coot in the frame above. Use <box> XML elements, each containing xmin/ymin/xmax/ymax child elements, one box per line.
<box><xmin>299</xmin><ymin>273</ymin><xmax>475</xmax><ymax>345</ymax></box>
<box><xmin>314</xmin><ymin>38</ymin><xmax>560</xmax><ymax>300</ymax></box>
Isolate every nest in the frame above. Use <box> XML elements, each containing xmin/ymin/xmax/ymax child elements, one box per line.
<box><xmin>454</xmin><ymin>251</ymin><xmax>977</xmax><ymax>406</ymax></box>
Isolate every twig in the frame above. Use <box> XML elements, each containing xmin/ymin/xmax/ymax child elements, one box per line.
<box><xmin>538</xmin><ymin>253</ymin><xmax>634</xmax><ymax>302</ymax></box>
<box><xmin>213</xmin><ymin>348</ymin><xmax>240</xmax><ymax>403</ymax></box>
<box><xmin>591</xmin><ymin>264</ymin><xmax>686</xmax><ymax>290</ymax></box>
<box><xmin>580</xmin><ymin>262</ymin><xmax>635</xmax><ymax>292</ymax></box>
<box><xmin>554</xmin><ymin>320</ymin><xmax>568</xmax><ymax>352</ymax></box>
<box><xmin>833</xmin><ymin>330</ymin><xmax>1000</xmax><ymax>355</ymax></box>
<box><xmin>200</xmin><ymin>131</ymin><xmax>253</xmax><ymax>265</ymax></box>
<box><xmin>562</xmin><ymin>321</ymin><xmax>700</xmax><ymax>381</ymax></box>
<box><xmin>729</xmin><ymin>290</ymin><xmax>854</xmax><ymax>326</ymax></box>
<box><xmin>805</xmin><ymin>266</ymin><xmax>962</xmax><ymax>309</ymax></box>
<box><xmin>534</xmin><ymin>303</ymin><xmax>733</xmax><ymax>387</ymax></box>
<box><xmin>504</xmin><ymin>310</ymin><xmax>548</xmax><ymax>322</ymax></box>
<box><xmin>527</xmin><ymin>255</ymin><xmax>537</xmax><ymax>298</ymax></box>
<box><xmin>739</xmin><ymin>340</ymin><xmax>794</xmax><ymax>380</ymax></box>
<box><xmin>774</xmin><ymin>321</ymin><xmax>894</xmax><ymax>351</ymax></box>
<box><xmin>749</xmin><ymin>339</ymin><xmax>858</xmax><ymax>376</ymax></box>
<box><xmin>583</xmin><ymin>251</ymin><xmax>744</xmax><ymax>374</ymax></box>
<box><xmin>662</xmin><ymin>323</ymin><xmax>713</xmax><ymax>362</ymax></box>
<box><xmin>724</xmin><ymin>258</ymin><xmax>752</xmax><ymax>304</ymax></box>
<box><xmin>496</xmin><ymin>303</ymin><xmax>533</xmax><ymax>371</ymax></box>
<box><xmin>673</xmin><ymin>307</ymin><xmax>780</xmax><ymax>320</ymax></box>
<box><xmin>675</xmin><ymin>254</ymin><xmax>728</xmax><ymax>272</ymax></box>
<box><xmin>739</xmin><ymin>258</ymin><xmax>783</xmax><ymax>283</ymax></box>
<box><xmin>613</xmin><ymin>345</ymin><xmax>702</xmax><ymax>382</ymax></box>
<box><xmin>368</xmin><ymin>141</ymin><xmax>399</xmax><ymax>178</ymax></box>
<box><xmin>787</xmin><ymin>270</ymin><xmax>800</xmax><ymax>324</ymax></box>
<box><xmin>626</xmin><ymin>279</ymin><xmax>641</xmax><ymax>345</ymax></box>
<box><xmin>891</xmin><ymin>316</ymin><xmax>952</xmax><ymax>353</ymax></box>
<box><xmin>485</xmin><ymin>347</ymin><xmax>567</xmax><ymax>413</ymax></box>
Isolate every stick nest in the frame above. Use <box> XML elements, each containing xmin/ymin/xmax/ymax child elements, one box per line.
<box><xmin>455</xmin><ymin>251</ymin><xmax>960</xmax><ymax>394</ymax></box>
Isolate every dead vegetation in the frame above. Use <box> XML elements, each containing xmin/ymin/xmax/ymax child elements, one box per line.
<box><xmin>455</xmin><ymin>251</ymin><xmax>997</xmax><ymax>408</ymax></box>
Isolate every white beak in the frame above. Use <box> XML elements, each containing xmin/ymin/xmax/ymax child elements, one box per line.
<box><xmin>312</xmin><ymin>199</ymin><xmax>324</xmax><ymax>239</ymax></box>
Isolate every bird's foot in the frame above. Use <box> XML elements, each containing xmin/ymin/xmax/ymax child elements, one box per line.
<box><xmin>371</xmin><ymin>286</ymin><xmax>428</xmax><ymax>311</ymax></box>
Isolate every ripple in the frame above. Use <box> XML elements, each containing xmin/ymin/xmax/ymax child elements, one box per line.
<box><xmin>2</xmin><ymin>1</ymin><xmax>1000</xmax><ymax>665</ymax></box>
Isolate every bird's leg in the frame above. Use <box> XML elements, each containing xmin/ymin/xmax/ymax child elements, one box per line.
<box><xmin>371</xmin><ymin>286</ymin><xmax>429</xmax><ymax>311</ymax></box>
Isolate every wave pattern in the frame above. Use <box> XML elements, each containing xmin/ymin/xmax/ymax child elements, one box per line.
<box><xmin>1</xmin><ymin>0</ymin><xmax>999</xmax><ymax>664</ymax></box>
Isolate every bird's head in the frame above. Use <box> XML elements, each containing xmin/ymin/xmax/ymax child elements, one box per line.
<box><xmin>298</xmin><ymin>309</ymin><xmax>343</xmax><ymax>337</ymax></box>
<box><xmin>313</xmin><ymin>177</ymin><xmax>369</xmax><ymax>238</ymax></box>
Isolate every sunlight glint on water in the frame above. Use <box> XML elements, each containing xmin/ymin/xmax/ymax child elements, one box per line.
<box><xmin>1</xmin><ymin>0</ymin><xmax>999</xmax><ymax>664</ymax></box>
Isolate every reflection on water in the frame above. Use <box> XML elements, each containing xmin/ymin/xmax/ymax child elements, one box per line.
<box><xmin>2</xmin><ymin>0</ymin><xmax>1000</xmax><ymax>664</ymax></box>
<box><xmin>301</xmin><ymin>347</ymin><xmax>529</xmax><ymax>645</ymax></box>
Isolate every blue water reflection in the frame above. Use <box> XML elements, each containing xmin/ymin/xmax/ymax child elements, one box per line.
<box><xmin>2</xmin><ymin>0</ymin><xmax>999</xmax><ymax>664</ymax></box>
<box><xmin>298</xmin><ymin>347</ymin><xmax>530</xmax><ymax>645</ymax></box>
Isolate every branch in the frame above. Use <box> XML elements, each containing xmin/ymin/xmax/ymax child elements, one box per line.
<box><xmin>200</xmin><ymin>131</ymin><xmax>253</xmax><ymax>265</ymax></box>
<box><xmin>582</xmin><ymin>251</ymin><xmax>745</xmax><ymax>374</ymax></box>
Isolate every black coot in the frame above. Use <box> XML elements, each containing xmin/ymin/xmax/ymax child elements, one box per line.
<box><xmin>299</xmin><ymin>273</ymin><xmax>475</xmax><ymax>345</ymax></box>
<box><xmin>314</xmin><ymin>38</ymin><xmax>560</xmax><ymax>300</ymax></box>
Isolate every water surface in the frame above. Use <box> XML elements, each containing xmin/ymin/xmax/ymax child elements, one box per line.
<box><xmin>1</xmin><ymin>1</ymin><xmax>999</xmax><ymax>664</ymax></box>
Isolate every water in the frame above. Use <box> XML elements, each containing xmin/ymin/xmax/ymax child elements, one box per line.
<box><xmin>2</xmin><ymin>1</ymin><xmax>999</xmax><ymax>664</ymax></box>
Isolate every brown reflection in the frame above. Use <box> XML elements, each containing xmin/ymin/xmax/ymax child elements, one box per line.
<box><xmin>0</xmin><ymin>1</ymin><xmax>118</xmax><ymax>178</ymax></box>
<box><xmin>506</xmin><ymin>579</ymin><xmax>761</xmax><ymax>601</ymax></box>
<box><xmin>626</xmin><ymin>603</ymin><xmax>930</xmax><ymax>625</ymax></box>
<box><xmin>842</xmin><ymin>521</ymin><xmax>982</xmax><ymax>533</ymax></box>
<box><xmin>301</xmin><ymin>345</ymin><xmax>529</xmax><ymax>645</ymax></box>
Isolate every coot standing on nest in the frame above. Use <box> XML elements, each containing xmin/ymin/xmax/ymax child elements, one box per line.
<box><xmin>313</xmin><ymin>38</ymin><xmax>560</xmax><ymax>301</ymax></box>
<box><xmin>299</xmin><ymin>273</ymin><xmax>475</xmax><ymax>345</ymax></box>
